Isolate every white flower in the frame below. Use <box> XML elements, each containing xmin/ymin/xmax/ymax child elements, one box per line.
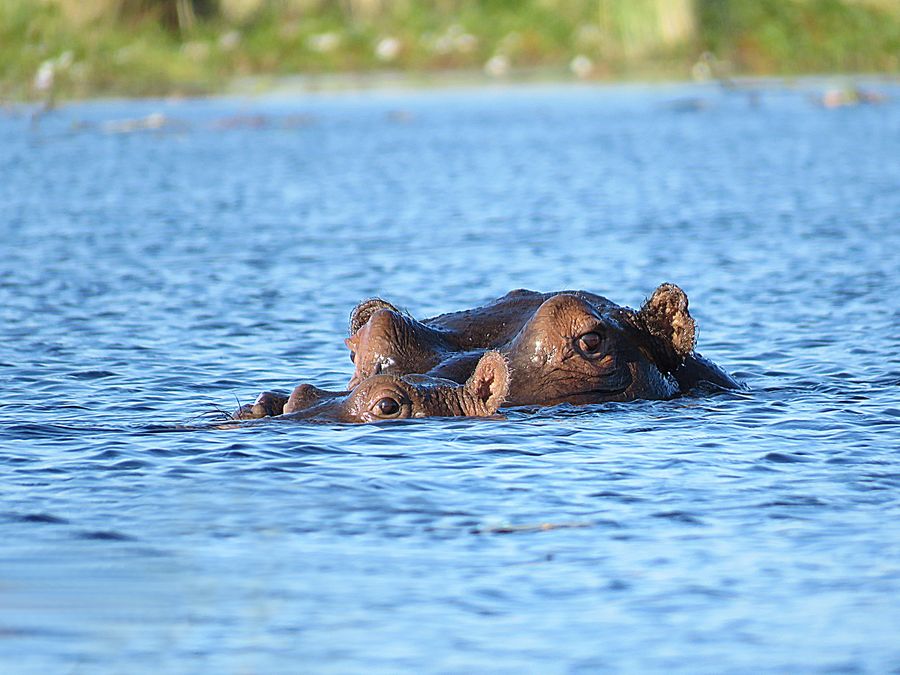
<box><xmin>307</xmin><ymin>32</ymin><xmax>340</xmax><ymax>53</ymax></box>
<box><xmin>427</xmin><ymin>25</ymin><xmax>477</xmax><ymax>55</ymax></box>
<box><xmin>375</xmin><ymin>37</ymin><xmax>400</xmax><ymax>62</ymax></box>
<box><xmin>484</xmin><ymin>55</ymin><xmax>510</xmax><ymax>77</ymax></box>
<box><xmin>34</xmin><ymin>61</ymin><xmax>55</xmax><ymax>92</ymax></box>
<box><xmin>570</xmin><ymin>54</ymin><xmax>594</xmax><ymax>79</ymax></box>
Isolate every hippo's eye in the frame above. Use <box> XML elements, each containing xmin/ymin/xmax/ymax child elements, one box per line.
<box><xmin>373</xmin><ymin>396</ymin><xmax>401</xmax><ymax>417</ymax></box>
<box><xmin>577</xmin><ymin>331</ymin><xmax>603</xmax><ymax>355</ymax></box>
<box><xmin>349</xmin><ymin>351</ymin><xmax>356</xmax><ymax>363</ymax></box>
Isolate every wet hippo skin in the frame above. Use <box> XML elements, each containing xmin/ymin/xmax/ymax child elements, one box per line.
<box><xmin>234</xmin><ymin>351</ymin><xmax>509</xmax><ymax>423</ymax></box>
<box><xmin>345</xmin><ymin>283</ymin><xmax>740</xmax><ymax>406</ymax></box>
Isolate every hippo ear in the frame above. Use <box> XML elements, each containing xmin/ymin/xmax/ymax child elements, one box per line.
<box><xmin>464</xmin><ymin>351</ymin><xmax>509</xmax><ymax>415</ymax></box>
<box><xmin>638</xmin><ymin>283</ymin><xmax>696</xmax><ymax>367</ymax></box>
<box><xmin>349</xmin><ymin>298</ymin><xmax>401</xmax><ymax>335</ymax></box>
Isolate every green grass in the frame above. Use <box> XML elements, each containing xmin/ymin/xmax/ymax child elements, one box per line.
<box><xmin>696</xmin><ymin>0</ymin><xmax>900</xmax><ymax>74</ymax></box>
<box><xmin>1</xmin><ymin>2</ymin><xmax>212</xmax><ymax>99</ymax></box>
<box><xmin>2</xmin><ymin>0</ymin><xmax>898</xmax><ymax>101</ymax></box>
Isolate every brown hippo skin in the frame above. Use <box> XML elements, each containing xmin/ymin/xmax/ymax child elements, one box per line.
<box><xmin>233</xmin><ymin>351</ymin><xmax>509</xmax><ymax>423</ymax></box>
<box><xmin>345</xmin><ymin>283</ymin><xmax>740</xmax><ymax>406</ymax></box>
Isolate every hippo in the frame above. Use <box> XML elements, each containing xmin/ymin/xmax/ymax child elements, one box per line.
<box><xmin>232</xmin><ymin>351</ymin><xmax>509</xmax><ymax>423</ymax></box>
<box><xmin>344</xmin><ymin>283</ymin><xmax>739</xmax><ymax>406</ymax></box>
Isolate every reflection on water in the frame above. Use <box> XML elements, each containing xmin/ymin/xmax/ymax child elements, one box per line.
<box><xmin>1</xmin><ymin>82</ymin><xmax>899</xmax><ymax>672</ymax></box>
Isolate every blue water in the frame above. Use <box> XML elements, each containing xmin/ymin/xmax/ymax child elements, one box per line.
<box><xmin>2</xmin><ymin>81</ymin><xmax>899</xmax><ymax>672</ymax></box>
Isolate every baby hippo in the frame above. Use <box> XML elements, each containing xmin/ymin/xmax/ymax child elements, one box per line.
<box><xmin>233</xmin><ymin>351</ymin><xmax>508</xmax><ymax>424</ymax></box>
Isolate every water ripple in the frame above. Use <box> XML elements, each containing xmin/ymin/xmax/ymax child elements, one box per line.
<box><xmin>2</xmin><ymin>84</ymin><xmax>899</xmax><ymax>673</ymax></box>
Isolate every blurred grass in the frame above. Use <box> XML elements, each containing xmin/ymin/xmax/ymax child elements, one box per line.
<box><xmin>696</xmin><ymin>0</ymin><xmax>900</xmax><ymax>74</ymax></box>
<box><xmin>2</xmin><ymin>0</ymin><xmax>899</xmax><ymax>100</ymax></box>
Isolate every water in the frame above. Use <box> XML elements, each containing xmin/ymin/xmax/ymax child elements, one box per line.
<box><xmin>2</xmin><ymin>81</ymin><xmax>899</xmax><ymax>672</ymax></box>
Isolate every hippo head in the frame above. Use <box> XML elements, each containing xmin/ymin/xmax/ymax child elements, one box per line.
<box><xmin>278</xmin><ymin>351</ymin><xmax>509</xmax><ymax>423</ymax></box>
<box><xmin>503</xmin><ymin>284</ymin><xmax>696</xmax><ymax>405</ymax></box>
<box><xmin>345</xmin><ymin>298</ymin><xmax>452</xmax><ymax>389</ymax></box>
<box><xmin>343</xmin><ymin>284</ymin><xmax>699</xmax><ymax>407</ymax></box>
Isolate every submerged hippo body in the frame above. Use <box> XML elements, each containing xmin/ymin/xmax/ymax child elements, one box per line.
<box><xmin>233</xmin><ymin>351</ymin><xmax>509</xmax><ymax>423</ymax></box>
<box><xmin>345</xmin><ymin>284</ymin><xmax>739</xmax><ymax>406</ymax></box>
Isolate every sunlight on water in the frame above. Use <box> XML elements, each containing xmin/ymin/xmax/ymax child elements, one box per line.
<box><xmin>1</xmin><ymin>82</ymin><xmax>899</xmax><ymax>672</ymax></box>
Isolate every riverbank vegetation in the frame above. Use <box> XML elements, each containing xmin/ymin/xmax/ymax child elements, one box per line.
<box><xmin>3</xmin><ymin>0</ymin><xmax>899</xmax><ymax>100</ymax></box>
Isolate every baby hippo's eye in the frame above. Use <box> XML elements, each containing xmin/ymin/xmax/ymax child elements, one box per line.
<box><xmin>577</xmin><ymin>331</ymin><xmax>603</xmax><ymax>354</ymax></box>
<box><xmin>374</xmin><ymin>396</ymin><xmax>401</xmax><ymax>417</ymax></box>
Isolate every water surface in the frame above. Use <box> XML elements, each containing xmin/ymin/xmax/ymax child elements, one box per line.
<box><xmin>1</xmin><ymin>82</ymin><xmax>899</xmax><ymax>672</ymax></box>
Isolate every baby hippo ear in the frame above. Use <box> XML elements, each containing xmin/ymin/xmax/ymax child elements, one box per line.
<box><xmin>349</xmin><ymin>298</ymin><xmax>401</xmax><ymax>335</ymax></box>
<box><xmin>464</xmin><ymin>351</ymin><xmax>510</xmax><ymax>415</ymax></box>
<box><xmin>638</xmin><ymin>283</ymin><xmax>696</xmax><ymax>365</ymax></box>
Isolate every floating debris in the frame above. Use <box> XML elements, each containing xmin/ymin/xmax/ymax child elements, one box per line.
<box><xmin>819</xmin><ymin>86</ymin><xmax>888</xmax><ymax>108</ymax></box>
<box><xmin>387</xmin><ymin>110</ymin><xmax>413</xmax><ymax>123</ymax></box>
<box><xmin>101</xmin><ymin>112</ymin><xmax>172</xmax><ymax>134</ymax></box>
<box><xmin>281</xmin><ymin>113</ymin><xmax>315</xmax><ymax>128</ymax></box>
<box><xmin>211</xmin><ymin>114</ymin><xmax>267</xmax><ymax>130</ymax></box>
<box><xmin>664</xmin><ymin>97</ymin><xmax>711</xmax><ymax>113</ymax></box>
<box><xmin>471</xmin><ymin>521</ymin><xmax>594</xmax><ymax>535</ymax></box>
<box><xmin>68</xmin><ymin>112</ymin><xmax>316</xmax><ymax>136</ymax></box>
